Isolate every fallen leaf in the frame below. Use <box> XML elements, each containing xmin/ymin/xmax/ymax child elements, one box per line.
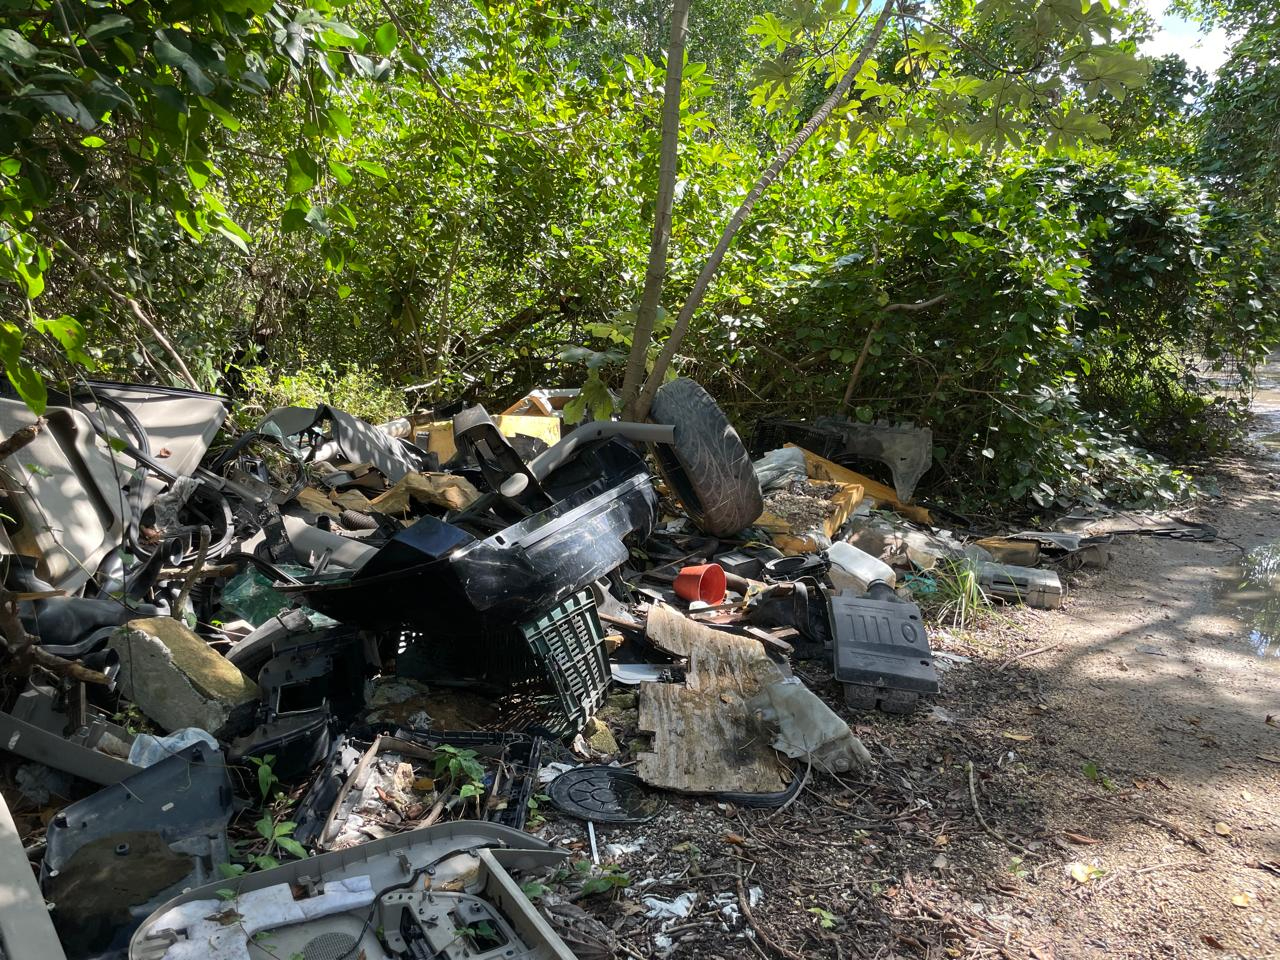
<box><xmin>1259</xmin><ymin>754</ymin><xmax>1280</xmax><ymax>765</ymax></box>
<box><xmin>1230</xmin><ymin>892</ymin><xmax>1253</xmax><ymax>908</ymax></box>
<box><xmin>1066</xmin><ymin>862</ymin><xmax>1102</xmax><ymax>884</ymax></box>
<box><xmin>1200</xmin><ymin>933</ymin><xmax>1226</xmax><ymax>951</ymax></box>
<box><xmin>1062</xmin><ymin>832</ymin><xmax>1101</xmax><ymax>845</ymax></box>
<box><xmin>724</xmin><ymin>833</ymin><xmax>746</xmax><ymax>846</ymax></box>
<box><xmin>157</xmin><ymin>447</ymin><xmax>172</xmax><ymax>458</ymax></box>
<box><xmin>1002</xmin><ymin>731</ymin><xmax>1034</xmax><ymax>742</ymax></box>
<box><xmin>934</xmin><ymin>833</ymin><xmax>950</xmax><ymax>847</ymax></box>
<box><xmin>1215</xmin><ymin>822</ymin><xmax>1233</xmax><ymax>836</ymax></box>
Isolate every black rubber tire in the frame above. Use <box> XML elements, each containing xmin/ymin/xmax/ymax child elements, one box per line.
<box><xmin>648</xmin><ymin>378</ymin><xmax>763</xmax><ymax>537</ymax></box>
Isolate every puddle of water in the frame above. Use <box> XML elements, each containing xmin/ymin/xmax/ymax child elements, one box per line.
<box><xmin>1215</xmin><ymin>542</ymin><xmax>1280</xmax><ymax>664</ymax></box>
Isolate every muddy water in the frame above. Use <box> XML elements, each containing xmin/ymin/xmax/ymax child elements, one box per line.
<box><xmin>1250</xmin><ymin>352</ymin><xmax>1280</xmax><ymax>451</ymax></box>
<box><xmin>1213</xmin><ymin>352</ymin><xmax>1280</xmax><ymax>663</ymax></box>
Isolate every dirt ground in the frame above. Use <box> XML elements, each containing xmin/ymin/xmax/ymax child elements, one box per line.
<box><xmin>539</xmin><ymin>450</ymin><xmax>1280</xmax><ymax>960</ymax></box>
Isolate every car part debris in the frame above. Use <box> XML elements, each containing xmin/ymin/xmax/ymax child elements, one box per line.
<box><xmin>71</xmin><ymin>380</ymin><xmax>229</xmax><ymax>512</ymax></box>
<box><xmin>295</xmin><ymin>437</ymin><xmax>660</xmax><ymax>635</ymax></box>
<box><xmin>978</xmin><ymin>561</ymin><xmax>1064</xmax><ymax>609</ymax></box>
<box><xmin>747</xmin><ymin>678</ymin><xmax>871</xmax><ymax>772</ymax></box>
<box><xmin>0</xmin><ymin>790</ymin><xmax>68</xmax><ymax>960</ymax></box>
<box><xmin>129</xmin><ymin>822</ymin><xmax>575</xmax><ymax>960</ymax></box>
<box><xmin>1</xmin><ymin>681</ymin><xmax>140</xmax><ymax>784</ymax></box>
<box><xmin>638</xmin><ymin>605</ymin><xmax>795</xmax><ymax>796</ymax></box>
<box><xmin>827</xmin><ymin>540</ymin><xmax>896</xmax><ymax>593</ymax></box>
<box><xmin>547</xmin><ymin>765</ymin><xmax>667</xmax><ymax>824</ymax></box>
<box><xmin>830</xmin><ymin>589</ymin><xmax>938</xmax><ymax>714</ymax></box>
<box><xmin>755</xmin><ymin>418</ymin><xmax>933</xmax><ymax>504</ymax></box>
<box><xmin>44</xmin><ymin>742</ymin><xmax>232</xmax><ymax>959</ymax></box>
<box><xmin>0</xmin><ymin>399</ymin><xmax>129</xmax><ymax>591</ymax></box>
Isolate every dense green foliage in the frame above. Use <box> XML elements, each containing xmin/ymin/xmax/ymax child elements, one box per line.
<box><xmin>2</xmin><ymin>0</ymin><xmax>1277</xmax><ymax>512</ymax></box>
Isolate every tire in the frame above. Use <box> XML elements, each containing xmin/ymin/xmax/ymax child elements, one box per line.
<box><xmin>648</xmin><ymin>378</ymin><xmax>763</xmax><ymax>537</ymax></box>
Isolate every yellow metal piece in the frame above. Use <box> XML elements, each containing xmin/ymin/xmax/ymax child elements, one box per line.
<box><xmin>420</xmin><ymin>414</ymin><xmax>561</xmax><ymax>461</ymax></box>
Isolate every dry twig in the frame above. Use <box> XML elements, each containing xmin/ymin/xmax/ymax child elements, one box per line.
<box><xmin>736</xmin><ymin>862</ymin><xmax>805</xmax><ymax>960</ymax></box>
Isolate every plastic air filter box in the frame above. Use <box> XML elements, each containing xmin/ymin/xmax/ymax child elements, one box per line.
<box><xmin>829</xmin><ymin>593</ymin><xmax>938</xmax><ymax>714</ymax></box>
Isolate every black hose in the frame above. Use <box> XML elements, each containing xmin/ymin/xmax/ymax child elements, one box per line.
<box><xmin>339</xmin><ymin>508</ymin><xmax>379</xmax><ymax>531</ymax></box>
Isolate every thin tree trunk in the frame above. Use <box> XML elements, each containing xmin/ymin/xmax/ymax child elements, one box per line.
<box><xmin>628</xmin><ymin>0</ymin><xmax>898</xmax><ymax>420</ymax></box>
<box><xmin>54</xmin><ymin>240</ymin><xmax>202</xmax><ymax>390</ymax></box>
<box><xmin>619</xmin><ymin>0</ymin><xmax>692</xmax><ymax>419</ymax></box>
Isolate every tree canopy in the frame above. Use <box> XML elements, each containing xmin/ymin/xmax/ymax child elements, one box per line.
<box><xmin>1</xmin><ymin>0</ymin><xmax>1275</xmax><ymax>510</ymax></box>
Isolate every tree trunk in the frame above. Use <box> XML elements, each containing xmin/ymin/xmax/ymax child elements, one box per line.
<box><xmin>619</xmin><ymin>0</ymin><xmax>692</xmax><ymax>419</ymax></box>
<box><xmin>627</xmin><ymin>0</ymin><xmax>898</xmax><ymax>421</ymax></box>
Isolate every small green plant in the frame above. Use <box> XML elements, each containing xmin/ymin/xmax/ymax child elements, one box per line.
<box><xmin>433</xmin><ymin>744</ymin><xmax>487</xmax><ymax>808</ymax></box>
<box><xmin>929</xmin><ymin>559</ymin><xmax>991</xmax><ymax>629</ymax></box>
<box><xmin>526</xmin><ymin>792</ymin><xmax>550</xmax><ymax>828</ymax></box>
<box><xmin>1008</xmin><ymin>856</ymin><xmax>1030</xmax><ymax>880</ymax></box>
<box><xmin>111</xmin><ymin>702</ymin><xmax>156</xmax><ymax>736</ymax></box>
<box><xmin>807</xmin><ymin>907</ymin><xmax>838</xmax><ymax>930</ymax></box>
<box><xmin>1082</xmin><ymin>760</ymin><xmax>1117</xmax><ymax>791</ymax></box>
<box><xmin>248</xmin><ymin>754</ymin><xmax>280</xmax><ymax>805</ymax></box>
<box><xmin>520</xmin><ymin>881</ymin><xmax>550</xmax><ymax>900</ymax></box>
<box><xmin>565</xmin><ymin>860</ymin><xmax>631</xmax><ymax>897</ymax></box>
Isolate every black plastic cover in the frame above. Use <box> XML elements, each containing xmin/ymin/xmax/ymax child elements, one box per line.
<box><xmin>829</xmin><ymin>594</ymin><xmax>939</xmax><ymax>694</ymax></box>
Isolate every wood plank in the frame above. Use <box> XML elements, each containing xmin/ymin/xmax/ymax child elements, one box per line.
<box><xmin>638</xmin><ymin>603</ymin><xmax>792</xmax><ymax>795</ymax></box>
<box><xmin>636</xmin><ymin>682</ymin><xmax>791</xmax><ymax>795</ymax></box>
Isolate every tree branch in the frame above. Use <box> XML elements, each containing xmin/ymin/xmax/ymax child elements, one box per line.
<box><xmin>630</xmin><ymin>0</ymin><xmax>900</xmax><ymax>419</ymax></box>
<box><xmin>620</xmin><ymin>0</ymin><xmax>692</xmax><ymax>418</ymax></box>
<box><xmin>53</xmin><ymin>239</ymin><xmax>201</xmax><ymax>390</ymax></box>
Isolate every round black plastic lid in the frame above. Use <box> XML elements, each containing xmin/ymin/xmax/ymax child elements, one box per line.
<box><xmin>547</xmin><ymin>766</ymin><xmax>666</xmax><ymax>823</ymax></box>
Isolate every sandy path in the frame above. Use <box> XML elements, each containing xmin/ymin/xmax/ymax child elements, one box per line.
<box><xmin>1002</xmin><ymin>451</ymin><xmax>1280</xmax><ymax>958</ymax></box>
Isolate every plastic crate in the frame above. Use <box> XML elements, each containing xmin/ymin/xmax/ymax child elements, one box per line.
<box><xmin>517</xmin><ymin>589</ymin><xmax>609</xmax><ymax>737</ymax></box>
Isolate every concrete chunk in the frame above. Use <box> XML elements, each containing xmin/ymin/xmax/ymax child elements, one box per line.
<box><xmin>110</xmin><ymin>618</ymin><xmax>260</xmax><ymax>736</ymax></box>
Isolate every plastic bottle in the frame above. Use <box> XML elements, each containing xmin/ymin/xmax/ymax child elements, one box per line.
<box><xmin>826</xmin><ymin>541</ymin><xmax>896</xmax><ymax>594</ymax></box>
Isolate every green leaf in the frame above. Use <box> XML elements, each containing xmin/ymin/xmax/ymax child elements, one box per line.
<box><xmin>257</xmin><ymin>762</ymin><xmax>274</xmax><ymax>799</ymax></box>
<box><xmin>285</xmin><ymin>149</ymin><xmax>318</xmax><ymax>194</ymax></box>
<box><xmin>7</xmin><ymin>360</ymin><xmax>46</xmax><ymax>414</ymax></box>
<box><xmin>255</xmin><ymin>814</ymin><xmax>274</xmax><ymax>840</ymax></box>
<box><xmin>25</xmin><ymin>93</ymin><xmax>97</xmax><ymax>131</ymax></box>
<box><xmin>374</xmin><ymin>23</ymin><xmax>399</xmax><ymax>56</ymax></box>
<box><xmin>328</xmin><ymin>159</ymin><xmax>352</xmax><ymax>185</ymax></box>
<box><xmin>33</xmin><ymin>314</ymin><xmax>93</xmax><ymax>367</ymax></box>
<box><xmin>197</xmin><ymin>96</ymin><xmax>242</xmax><ymax>132</ymax></box>
<box><xmin>86</xmin><ymin>15</ymin><xmax>134</xmax><ymax>40</ymax></box>
<box><xmin>276</xmin><ymin>837</ymin><xmax>307</xmax><ymax>859</ymax></box>
<box><xmin>0</xmin><ymin>29</ymin><xmax>38</xmax><ymax>64</ymax></box>
<box><xmin>356</xmin><ymin>160</ymin><xmax>388</xmax><ymax>179</ymax></box>
<box><xmin>154</xmin><ymin>33</ymin><xmax>214</xmax><ymax>96</ymax></box>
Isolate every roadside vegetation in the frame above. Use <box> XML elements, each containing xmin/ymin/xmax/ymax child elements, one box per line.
<box><xmin>2</xmin><ymin>0</ymin><xmax>1277</xmax><ymax>512</ymax></box>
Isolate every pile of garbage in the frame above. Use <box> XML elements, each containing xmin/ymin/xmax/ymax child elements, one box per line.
<box><xmin>0</xmin><ymin>379</ymin><xmax>1103</xmax><ymax>960</ymax></box>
